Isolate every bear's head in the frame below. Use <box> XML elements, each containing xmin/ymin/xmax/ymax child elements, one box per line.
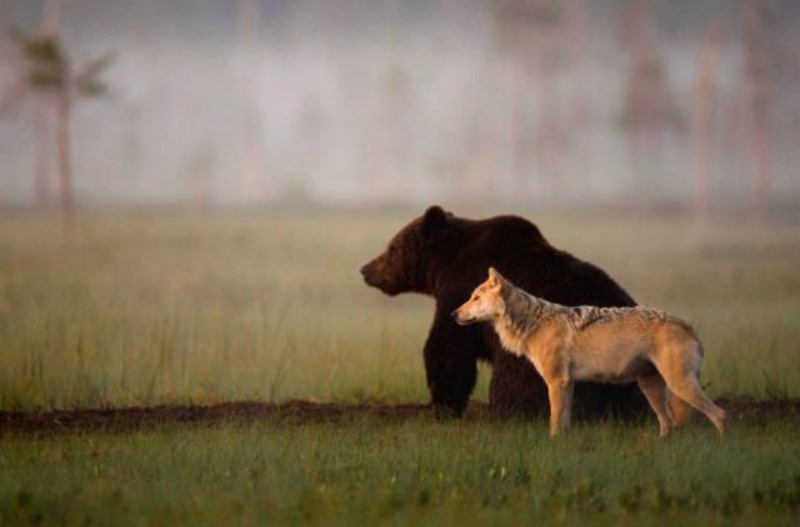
<box><xmin>360</xmin><ymin>205</ymin><xmax>450</xmax><ymax>296</ymax></box>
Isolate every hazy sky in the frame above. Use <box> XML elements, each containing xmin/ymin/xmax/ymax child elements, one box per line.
<box><xmin>1</xmin><ymin>0</ymin><xmax>798</xmax><ymax>209</ymax></box>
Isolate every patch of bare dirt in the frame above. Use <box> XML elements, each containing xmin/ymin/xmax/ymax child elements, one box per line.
<box><xmin>0</xmin><ymin>398</ymin><xmax>797</xmax><ymax>436</ymax></box>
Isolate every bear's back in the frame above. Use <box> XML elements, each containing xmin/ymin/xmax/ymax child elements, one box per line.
<box><xmin>443</xmin><ymin>214</ymin><xmax>635</xmax><ymax>309</ymax></box>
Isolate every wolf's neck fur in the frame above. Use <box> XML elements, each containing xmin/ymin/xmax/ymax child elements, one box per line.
<box><xmin>492</xmin><ymin>285</ymin><xmax>564</xmax><ymax>355</ymax></box>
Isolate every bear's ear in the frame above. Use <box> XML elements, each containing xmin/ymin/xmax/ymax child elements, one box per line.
<box><xmin>421</xmin><ymin>205</ymin><xmax>449</xmax><ymax>235</ymax></box>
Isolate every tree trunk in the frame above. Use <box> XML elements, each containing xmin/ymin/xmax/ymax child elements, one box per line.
<box><xmin>741</xmin><ymin>0</ymin><xmax>772</xmax><ymax>216</ymax></box>
<box><xmin>236</xmin><ymin>0</ymin><xmax>265</xmax><ymax>203</ymax></box>
<box><xmin>503</xmin><ymin>54</ymin><xmax>523</xmax><ymax>199</ymax></box>
<box><xmin>56</xmin><ymin>90</ymin><xmax>74</xmax><ymax>224</ymax></box>
<box><xmin>692</xmin><ymin>24</ymin><xmax>723</xmax><ymax>217</ymax></box>
<box><xmin>33</xmin><ymin>100</ymin><xmax>51</xmax><ymax>207</ymax></box>
<box><xmin>566</xmin><ymin>0</ymin><xmax>589</xmax><ymax>193</ymax></box>
<box><xmin>30</xmin><ymin>0</ymin><xmax>60</xmax><ymax>210</ymax></box>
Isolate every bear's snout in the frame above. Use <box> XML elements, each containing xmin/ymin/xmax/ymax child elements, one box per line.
<box><xmin>360</xmin><ymin>259</ymin><xmax>406</xmax><ymax>296</ymax></box>
<box><xmin>360</xmin><ymin>260</ymin><xmax>384</xmax><ymax>289</ymax></box>
<box><xmin>360</xmin><ymin>261</ymin><xmax>380</xmax><ymax>283</ymax></box>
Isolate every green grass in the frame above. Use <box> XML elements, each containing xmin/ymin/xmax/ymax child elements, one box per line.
<box><xmin>1</xmin><ymin>416</ymin><xmax>798</xmax><ymax>526</ymax></box>
<box><xmin>1</xmin><ymin>211</ymin><xmax>798</xmax><ymax>410</ymax></box>
<box><xmin>0</xmin><ymin>214</ymin><xmax>431</xmax><ymax>409</ymax></box>
<box><xmin>1</xmin><ymin>210</ymin><xmax>799</xmax><ymax>525</ymax></box>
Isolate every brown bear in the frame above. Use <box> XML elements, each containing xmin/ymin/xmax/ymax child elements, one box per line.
<box><xmin>360</xmin><ymin>205</ymin><xmax>647</xmax><ymax>419</ymax></box>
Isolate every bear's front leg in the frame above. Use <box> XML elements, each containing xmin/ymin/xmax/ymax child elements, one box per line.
<box><xmin>488</xmin><ymin>346</ymin><xmax>550</xmax><ymax>418</ymax></box>
<box><xmin>423</xmin><ymin>308</ymin><xmax>481</xmax><ymax>418</ymax></box>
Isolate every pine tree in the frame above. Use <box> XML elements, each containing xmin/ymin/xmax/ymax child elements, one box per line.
<box><xmin>6</xmin><ymin>27</ymin><xmax>112</xmax><ymax>223</ymax></box>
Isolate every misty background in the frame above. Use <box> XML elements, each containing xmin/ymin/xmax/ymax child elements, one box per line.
<box><xmin>1</xmin><ymin>0</ymin><xmax>798</xmax><ymax>213</ymax></box>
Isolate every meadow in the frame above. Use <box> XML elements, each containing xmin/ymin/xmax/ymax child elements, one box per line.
<box><xmin>1</xmin><ymin>209</ymin><xmax>799</xmax><ymax>525</ymax></box>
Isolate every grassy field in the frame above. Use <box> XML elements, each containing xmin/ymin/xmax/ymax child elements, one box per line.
<box><xmin>1</xmin><ymin>210</ymin><xmax>799</xmax><ymax>525</ymax></box>
<box><xmin>1</xmin><ymin>210</ymin><xmax>798</xmax><ymax>409</ymax></box>
<box><xmin>1</xmin><ymin>413</ymin><xmax>798</xmax><ymax>526</ymax></box>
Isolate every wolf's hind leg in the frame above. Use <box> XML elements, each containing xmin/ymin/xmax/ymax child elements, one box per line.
<box><xmin>637</xmin><ymin>373</ymin><xmax>672</xmax><ymax>437</ymax></box>
<box><xmin>662</xmin><ymin>374</ymin><xmax>725</xmax><ymax>439</ymax></box>
<box><xmin>665</xmin><ymin>390</ymin><xmax>693</xmax><ymax>427</ymax></box>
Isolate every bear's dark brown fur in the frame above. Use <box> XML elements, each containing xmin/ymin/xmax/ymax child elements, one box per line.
<box><xmin>360</xmin><ymin>205</ymin><xmax>648</xmax><ymax>418</ymax></box>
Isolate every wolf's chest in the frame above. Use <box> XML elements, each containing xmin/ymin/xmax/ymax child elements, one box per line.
<box><xmin>501</xmin><ymin>321</ymin><xmax>568</xmax><ymax>375</ymax></box>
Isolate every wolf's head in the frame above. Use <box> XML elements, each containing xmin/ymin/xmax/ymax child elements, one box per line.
<box><xmin>452</xmin><ymin>267</ymin><xmax>508</xmax><ymax>326</ymax></box>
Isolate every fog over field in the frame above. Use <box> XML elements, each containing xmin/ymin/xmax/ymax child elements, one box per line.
<box><xmin>1</xmin><ymin>0</ymin><xmax>799</xmax><ymax>211</ymax></box>
<box><xmin>2</xmin><ymin>4</ymin><xmax>800</xmax><ymax>525</ymax></box>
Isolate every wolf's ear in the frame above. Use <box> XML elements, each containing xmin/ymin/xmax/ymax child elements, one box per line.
<box><xmin>421</xmin><ymin>205</ymin><xmax>449</xmax><ymax>235</ymax></box>
<box><xmin>488</xmin><ymin>267</ymin><xmax>502</xmax><ymax>282</ymax></box>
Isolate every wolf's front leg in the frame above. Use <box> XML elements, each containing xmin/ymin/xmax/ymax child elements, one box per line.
<box><xmin>547</xmin><ymin>380</ymin><xmax>570</xmax><ymax>437</ymax></box>
<box><xmin>562</xmin><ymin>381</ymin><xmax>575</xmax><ymax>430</ymax></box>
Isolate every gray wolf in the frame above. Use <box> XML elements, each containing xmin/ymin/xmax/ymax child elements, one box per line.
<box><xmin>453</xmin><ymin>268</ymin><xmax>725</xmax><ymax>438</ymax></box>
